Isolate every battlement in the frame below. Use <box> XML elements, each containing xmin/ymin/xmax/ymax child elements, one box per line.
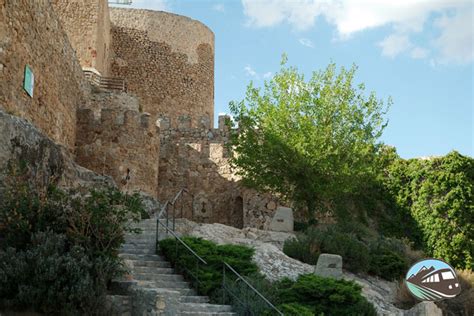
<box><xmin>157</xmin><ymin>114</ymin><xmax>231</xmax><ymax>133</ymax></box>
<box><xmin>75</xmin><ymin>107</ymin><xmax>159</xmax><ymax>196</ymax></box>
<box><xmin>77</xmin><ymin>108</ymin><xmax>156</xmax><ymax>133</ymax></box>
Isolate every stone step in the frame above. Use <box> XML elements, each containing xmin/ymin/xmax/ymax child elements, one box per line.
<box><xmin>180</xmin><ymin>303</ymin><xmax>233</xmax><ymax>313</ymax></box>
<box><xmin>133</xmin><ymin>273</ymin><xmax>184</xmax><ymax>282</ymax></box>
<box><xmin>120</xmin><ymin>248</ymin><xmax>156</xmax><ymax>255</ymax></box>
<box><xmin>136</xmin><ymin>279</ymin><xmax>190</xmax><ymax>289</ymax></box>
<box><xmin>180</xmin><ymin>296</ymin><xmax>210</xmax><ymax>304</ymax></box>
<box><xmin>125</xmin><ymin>259</ymin><xmax>172</xmax><ymax>268</ymax></box>
<box><xmin>119</xmin><ymin>253</ymin><xmax>165</xmax><ymax>261</ymax></box>
<box><xmin>131</xmin><ymin>266</ymin><xmax>175</xmax><ymax>274</ymax></box>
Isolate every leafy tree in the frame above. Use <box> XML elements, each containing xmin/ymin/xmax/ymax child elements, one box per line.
<box><xmin>229</xmin><ymin>56</ymin><xmax>390</xmax><ymax>213</ymax></box>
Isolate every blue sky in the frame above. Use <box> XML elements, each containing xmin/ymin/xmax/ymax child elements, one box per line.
<box><xmin>113</xmin><ymin>0</ymin><xmax>473</xmax><ymax>158</ymax></box>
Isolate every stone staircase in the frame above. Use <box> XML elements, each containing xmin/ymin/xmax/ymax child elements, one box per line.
<box><xmin>113</xmin><ymin>218</ymin><xmax>235</xmax><ymax>316</ymax></box>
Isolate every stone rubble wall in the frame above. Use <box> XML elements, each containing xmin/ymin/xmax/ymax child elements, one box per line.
<box><xmin>51</xmin><ymin>0</ymin><xmax>112</xmax><ymax>75</ymax></box>
<box><xmin>158</xmin><ymin>115</ymin><xmax>281</xmax><ymax>229</ymax></box>
<box><xmin>75</xmin><ymin>93</ymin><xmax>159</xmax><ymax>197</ymax></box>
<box><xmin>109</xmin><ymin>8</ymin><xmax>214</xmax><ymax>128</ymax></box>
<box><xmin>0</xmin><ymin>0</ymin><xmax>89</xmax><ymax>151</ymax></box>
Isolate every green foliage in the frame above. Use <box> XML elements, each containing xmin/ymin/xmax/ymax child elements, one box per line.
<box><xmin>275</xmin><ymin>303</ymin><xmax>315</xmax><ymax>316</ymax></box>
<box><xmin>0</xmin><ymin>171</ymin><xmax>145</xmax><ymax>314</ymax></box>
<box><xmin>283</xmin><ymin>225</ymin><xmax>409</xmax><ymax>280</ymax></box>
<box><xmin>274</xmin><ymin>274</ymin><xmax>376</xmax><ymax>316</ymax></box>
<box><xmin>383</xmin><ymin>151</ymin><xmax>474</xmax><ymax>269</ymax></box>
<box><xmin>229</xmin><ymin>58</ymin><xmax>390</xmax><ymax>213</ymax></box>
<box><xmin>159</xmin><ymin>237</ymin><xmax>258</xmax><ymax>300</ymax></box>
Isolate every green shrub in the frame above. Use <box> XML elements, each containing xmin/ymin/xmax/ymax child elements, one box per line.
<box><xmin>367</xmin><ymin>238</ymin><xmax>408</xmax><ymax>281</ymax></box>
<box><xmin>276</xmin><ymin>303</ymin><xmax>315</xmax><ymax>316</ymax></box>
<box><xmin>274</xmin><ymin>274</ymin><xmax>376</xmax><ymax>316</ymax></box>
<box><xmin>383</xmin><ymin>151</ymin><xmax>474</xmax><ymax>269</ymax></box>
<box><xmin>0</xmin><ymin>172</ymin><xmax>144</xmax><ymax>314</ymax></box>
<box><xmin>0</xmin><ymin>232</ymin><xmax>116</xmax><ymax>315</ymax></box>
<box><xmin>283</xmin><ymin>225</ymin><xmax>410</xmax><ymax>280</ymax></box>
<box><xmin>159</xmin><ymin>237</ymin><xmax>258</xmax><ymax>300</ymax></box>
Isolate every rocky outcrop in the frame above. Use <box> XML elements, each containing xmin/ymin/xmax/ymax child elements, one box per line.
<box><xmin>0</xmin><ymin>109</ymin><xmax>113</xmax><ymax>194</ymax></box>
<box><xmin>171</xmin><ymin>219</ymin><xmax>442</xmax><ymax>316</ymax></box>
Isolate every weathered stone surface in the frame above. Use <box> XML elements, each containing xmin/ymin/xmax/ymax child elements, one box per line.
<box><xmin>404</xmin><ymin>302</ymin><xmax>442</xmax><ymax>316</ymax></box>
<box><xmin>109</xmin><ymin>8</ymin><xmax>214</xmax><ymax>128</ymax></box>
<box><xmin>75</xmin><ymin>91</ymin><xmax>159</xmax><ymax>196</ymax></box>
<box><xmin>0</xmin><ymin>0</ymin><xmax>89</xmax><ymax>150</ymax></box>
<box><xmin>314</xmin><ymin>254</ymin><xmax>343</xmax><ymax>279</ymax></box>
<box><xmin>269</xmin><ymin>206</ymin><xmax>294</xmax><ymax>232</ymax></box>
<box><xmin>52</xmin><ymin>0</ymin><xmax>111</xmax><ymax>75</ymax></box>
<box><xmin>0</xmin><ymin>109</ymin><xmax>113</xmax><ymax>193</ymax></box>
<box><xmin>172</xmin><ymin>219</ymin><xmax>441</xmax><ymax>316</ymax></box>
<box><xmin>158</xmin><ymin>123</ymin><xmax>282</xmax><ymax>229</ymax></box>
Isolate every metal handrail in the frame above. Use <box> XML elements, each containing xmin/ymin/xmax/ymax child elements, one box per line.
<box><xmin>223</xmin><ymin>262</ymin><xmax>283</xmax><ymax>315</ymax></box>
<box><xmin>83</xmin><ymin>70</ymin><xmax>127</xmax><ymax>92</ymax></box>
<box><xmin>155</xmin><ymin>188</ymin><xmax>282</xmax><ymax>316</ymax></box>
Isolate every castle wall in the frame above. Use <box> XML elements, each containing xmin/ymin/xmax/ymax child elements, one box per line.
<box><xmin>109</xmin><ymin>8</ymin><xmax>214</xmax><ymax>128</ymax></box>
<box><xmin>51</xmin><ymin>0</ymin><xmax>112</xmax><ymax>75</ymax></box>
<box><xmin>75</xmin><ymin>92</ymin><xmax>159</xmax><ymax>196</ymax></box>
<box><xmin>0</xmin><ymin>0</ymin><xmax>89</xmax><ymax>151</ymax></box>
<box><xmin>158</xmin><ymin>115</ymin><xmax>280</xmax><ymax>229</ymax></box>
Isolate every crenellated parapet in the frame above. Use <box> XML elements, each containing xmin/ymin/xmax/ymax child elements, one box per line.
<box><xmin>75</xmin><ymin>107</ymin><xmax>159</xmax><ymax>196</ymax></box>
<box><xmin>157</xmin><ymin>114</ymin><xmax>232</xmax><ymax>161</ymax></box>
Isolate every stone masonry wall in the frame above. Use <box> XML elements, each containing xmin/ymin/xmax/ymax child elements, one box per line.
<box><xmin>109</xmin><ymin>8</ymin><xmax>214</xmax><ymax>128</ymax></box>
<box><xmin>158</xmin><ymin>115</ymin><xmax>280</xmax><ymax>229</ymax></box>
<box><xmin>0</xmin><ymin>0</ymin><xmax>89</xmax><ymax>151</ymax></box>
<box><xmin>51</xmin><ymin>0</ymin><xmax>112</xmax><ymax>75</ymax></box>
<box><xmin>75</xmin><ymin>92</ymin><xmax>159</xmax><ymax>196</ymax></box>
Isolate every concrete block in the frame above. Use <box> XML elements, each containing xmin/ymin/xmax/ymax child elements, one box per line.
<box><xmin>269</xmin><ymin>206</ymin><xmax>294</xmax><ymax>232</ymax></box>
<box><xmin>314</xmin><ymin>253</ymin><xmax>343</xmax><ymax>279</ymax></box>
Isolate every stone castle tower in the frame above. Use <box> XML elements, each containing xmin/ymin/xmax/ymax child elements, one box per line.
<box><xmin>0</xmin><ymin>0</ymin><xmax>284</xmax><ymax>230</ymax></box>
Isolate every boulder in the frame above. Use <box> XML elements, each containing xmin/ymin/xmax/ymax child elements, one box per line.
<box><xmin>314</xmin><ymin>253</ymin><xmax>343</xmax><ymax>279</ymax></box>
<box><xmin>269</xmin><ymin>206</ymin><xmax>294</xmax><ymax>232</ymax></box>
<box><xmin>404</xmin><ymin>302</ymin><xmax>442</xmax><ymax>316</ymax></box>
<box><xmin>0</xmin><ymin>109</ymin><xmax>114</xmax><ymax>195</ymax></box>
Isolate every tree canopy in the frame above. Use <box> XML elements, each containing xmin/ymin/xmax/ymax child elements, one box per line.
<box><xmin>229</xmin><ymin>58</ymin><xmax>391</xmax><ymax>213</ymax></box>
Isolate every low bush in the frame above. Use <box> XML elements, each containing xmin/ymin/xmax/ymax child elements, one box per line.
<box><xmin>274</xmin><ymin>274</ymin><xmax>376</xmax><ymax>316</ymax></box>
<box><xmin>283</xmin><ymin>225</ymin><xmax>410</xmax><ymax>280</ymax></box>
<box><xmin>275</xmin><ymin>303</ymin><xmax>315</xmax><ymax>316</ymax></box>
<box><xmin>0</xmin><ymin>171</ymin><xmax>144</xmax><ymax>315</ymax></box>
<box><xmin>159</xmin><ymin>237</ymin><xmax>258</xmax><ymax>300</ymax></box>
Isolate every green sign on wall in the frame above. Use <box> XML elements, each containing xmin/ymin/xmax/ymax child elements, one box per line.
<box><xmin>23</xmin><ymin>65</ymin><xmax>34</xmax><ymax>98</ymax></box>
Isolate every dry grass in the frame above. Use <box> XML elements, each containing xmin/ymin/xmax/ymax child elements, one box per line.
<box><xmin>436</xmin><ymin>269</ymin><xmax>474</xmax><ymax>316</ymax></box>
<box><xmin>394</xmin><ymin>280</ymin><xmax>418</xmax><ymax>309</ymax></box>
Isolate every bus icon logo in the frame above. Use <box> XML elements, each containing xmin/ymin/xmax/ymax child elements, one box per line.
<box><xmin>405</xmin><ymin>258</ymin><xmax>461</xmax><ymax>301</ymax></box>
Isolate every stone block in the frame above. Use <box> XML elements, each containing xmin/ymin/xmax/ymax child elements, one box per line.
<box><xmin>269</xmin><ymin>206</ymin><xmax>294</xmax><ymax>232</ymax></box>
<box><xmin>314</xmin><ymin>253</ymin><xmax>343</xmax><ymax>279</ymax></box>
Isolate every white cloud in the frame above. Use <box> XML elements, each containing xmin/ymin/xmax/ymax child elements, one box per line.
<box><xmin>263</xmin><ymin>72</ymin><xmax>273</xmax><ymax>79</ymax></box>
<box><xmin>411</xmin><ymin>46</ymin><xmax>429</xmax><ymax>59</ymax></box>
<box><xmin>212</xmin><ymin>3</ymin><xmax>225</xmax><ymax>13</ymax></box>
<box><xmin>244</xmin><ymin>65</ymin><xmax>258</xmax><ymax>78</ymax></box>
<box><xmin>434</xmin><ymin>9</ymin><xmax>474</xmax><ymax>64</ymax></box>
<box><xmin>299</xmin><ymin>38</ymin><xmax>314</xmax><ymax>48</ymax></box>
<box><xmin>244</xmin><ymin>66</ymin><xmax>273</xmax><ymax>80</ymax></box>
<box><xmin>242</xmin><ymin>0</ymin><xmax>323</xmax><ymax>30</ymax></box>
<box><xmin>241</xmin><ymin>0</ymin><xmax>473</xmax><ymax>64</ymax></box>
<box><xmin>378</xmin><ymin>34</ymin><xmax>412</xmax><ymax>58</ymax></box>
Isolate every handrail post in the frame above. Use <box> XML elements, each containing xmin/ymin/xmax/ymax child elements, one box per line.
<box><xmin>222</xmin><ymin>263</ymin><xmax>226</xmax><ymax>305</ymax></box>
